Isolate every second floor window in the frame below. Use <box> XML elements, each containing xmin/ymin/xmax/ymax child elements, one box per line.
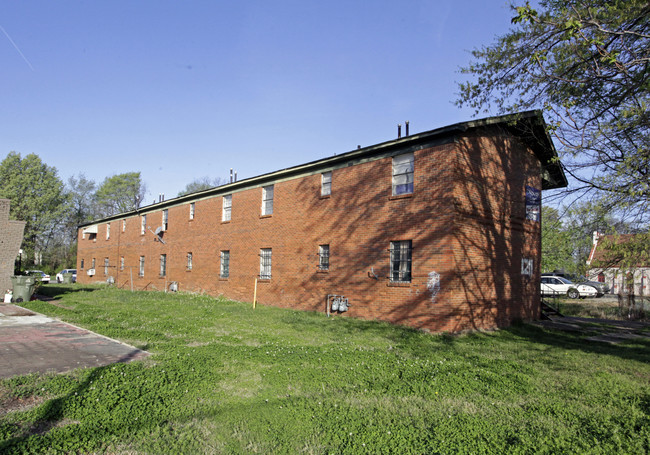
<box><xmin>162</xmin><ymin>210</ymin><xmax>168</xmax><ymax>231</ymax></box>
<box><xmin>261</xmin><ymin>186</ymin><xmax>274</xmax><ymax>216</ymax></box>
<box><xmin>392</xmin><ymin>153</ymin><xmax>414</xmax><ymax>196</ymax></box>
<box><xmin>106</xmin><ymin>223</ymin><xmax>110</xmax><ymax>240</ymax></box>
<box><xmin>189</xmin><ymin>202</ymin><xmax>195</xmax><ymax>220</ymax></box>
<box><xmin>321</xmin><ymin>172</ymin><xmax>332</xmax><ymax>196</ymax></box>
<box><xmin>259</xmin><ymin>248</ymin><xmax>272</xmax><ymax>279</ymax></box>
<box><xmin>141</xmin><ymin>215</ymin><xmax>147</xmax><ymax>235</ymax></box>
<box><xmin>222</xmin><ymin>195</ymin><xmax>232</xmax><ymax>221</ymax></box>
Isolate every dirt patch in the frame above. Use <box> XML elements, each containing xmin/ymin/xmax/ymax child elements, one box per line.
<box><xmin>0</xmin><ymin>304</ymin><xmax>36</xmax><ymax>317</ymax></box>
<box><xmin>0</xmin><ymin>392</ymin><xmax>47</xmax><ymax>415</ymax></box>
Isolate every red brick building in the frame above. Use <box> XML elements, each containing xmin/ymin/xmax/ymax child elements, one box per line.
<box><xmin>77</xmin><ymin>111</ymin><xmax>567</xmax><ymax>332</ymax></box>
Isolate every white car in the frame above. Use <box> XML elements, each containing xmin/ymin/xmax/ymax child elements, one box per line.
<box><xmin>56</xmin><ymin>269</ymin><xmax>77</xmax><ymax>283</ymax></box>
<box><xmin>25</xmin><ymin>270</ymin><xmax>51</xmax><ymax>284</ymax></box>
<box><xmin>541</xmin><ymin>276</ymin><xmax>598</xmax><ymax>299</ymax></box>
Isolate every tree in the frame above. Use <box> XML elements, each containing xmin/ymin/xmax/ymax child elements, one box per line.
<box><xmin>541</xmin><ymin>206</ymin><xmax>575</xmax><ymax>273</ymax></box>
<box><xmin>457</xmin><ymin>0</ymin><xmax>650</xmax><ymax>225</ymax></box>
<box><xmin>177</xmin><ymin>176</ymin><xmax>226</xmax><ymax>197</ymax></box>
<box><xmin>65</xmin><ymin>174</ymin><xmax>97</xmax><ymax>242</ymax></box>
<box><xmin>0</xmin><ymin>152</ymin><xmax>68</xmax><ymax>263</ymax></box>
<box><xmin>94</xmin><ymin>172</ymin><xmax>147</xmax><ymax>217</ymax></box>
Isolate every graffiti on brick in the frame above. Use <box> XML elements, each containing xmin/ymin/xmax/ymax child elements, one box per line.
<box><xmin>427</xmin><ymin>271</ymin><xmax>440</xmax><ymax>302</ymax></box>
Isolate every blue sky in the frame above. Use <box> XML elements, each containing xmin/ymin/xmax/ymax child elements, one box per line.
<box><xmin>1</xmin><ymin>1</ymin><xmax>517</xmax><ymax>201</ymax></box>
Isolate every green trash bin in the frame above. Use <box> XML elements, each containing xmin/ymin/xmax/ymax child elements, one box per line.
<box><xmin>11</xmin><ymin>276</ymin><xmax>36</xmax><ymax>303</ymax></box>
<box><xmin>62</xmin><ymin>273</ymin><xmax>73</xmax><ymax>284</ymax></box>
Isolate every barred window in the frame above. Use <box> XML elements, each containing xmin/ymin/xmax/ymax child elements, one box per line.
<box><xmin>160</xmin><ymin>254</ymin><xmax>167</xmax><ymax>277</ymax></box>
<box><xmin>187</xmin><ymin>252</ymin><xmax>193</xmax><ymax>271</ymax></box>
<box><xmin>321</xmin><ymin>172</ymin><xmax>332</xmax><ymax>196</ymax></box>
<box><xmin>390</xmin><ymin>240</ymin><xmax>412</xmax><ymax>282</ymax></box>
<box><xmin>318</xmin><ymin>244</ymin><xmax>330</xmax><ymax>270</ymax></box>
<box><xmin>262</xmin><ymin>186</ymin><xmax>274</xmax><ymax>216</ymax></box>
<box><xmin>139</xmin><ymin>256</ymin><xmax>145</xmax><ymax>277</ymax></box>
<box><xmin>259</xmin><ymin>248</ymin><xmax>272</xmax><ymax>279</ymax></box>
<box><xmin>392</xmin><ymin>153</ymin><xmax>414</xmax><ymax>196</ymax></box>
<box><xmin>162</xmin><ymin>210</ymin><xmax>168</xmax><ymax>231</ymax></box>
<box><xmin>220</xmin><ymin>250</ymin><xmax>230</xmax><ymax>278</ymax></box>
<box><xmin>222</xmin><ymin>195</ymin><xmax>232</xmax><ymax>221</ymax></box>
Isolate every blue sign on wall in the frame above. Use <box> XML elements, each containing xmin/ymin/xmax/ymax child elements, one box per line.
<box><xmin>525</xmin><ymin>186</ymin><xmax>541</xmax><ymax>222</ymax></box>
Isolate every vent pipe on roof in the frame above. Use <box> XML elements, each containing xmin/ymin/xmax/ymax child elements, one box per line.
<box><xmin>397</xmin><ymin>124</ymin><xmax>402</xmax><ymax>138</ymax></box>
<box><xmin>230</xmin><ymin>168</ymin><xmax>233</xmax><ymax>183</ymax></box>
<box><xmin>162</xmin><ymin>193</ymin><xmax>165</xmax><ymax>201</ymax></box>
<box><xmin>234</xmin><ymin>171</ymin><xmax>237</xmax><ymax>182</ymax></box>
<box><xmin>405</xmin><ymin>121</ymin><xmax>409</xmax><ymax>137</ymax></box>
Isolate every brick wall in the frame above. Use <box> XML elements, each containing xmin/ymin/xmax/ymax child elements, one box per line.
<box><xmin>0</xmin><ymin>199</ymin><xmax>26</xmax><ymax>293</ymax></box>
<box><xmin>77</xmin><ymin>125</ymin><xmax>545</xmax><ymax>332</ymax></box>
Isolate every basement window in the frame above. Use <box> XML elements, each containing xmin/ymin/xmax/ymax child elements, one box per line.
<box><xmin>392</xmin><ymin>153</ymin><xmax>414</xmax><ymax>196</ymax></box>
<box><xmin>390</xmin><ymin>240</ymin><xmax>412</xmax><ymax>283</ymax></box>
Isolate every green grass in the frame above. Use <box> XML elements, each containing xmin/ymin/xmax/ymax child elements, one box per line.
<box><xmin>2</xmin><ymin>285</ymin><xmax>649</xmax><ymax>454</ymax></box>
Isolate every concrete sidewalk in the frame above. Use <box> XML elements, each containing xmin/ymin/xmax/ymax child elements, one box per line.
<box><xmin>0</xmin><ymin>303</ymin><xmax>149</xmax><ymax>379</ymax></box>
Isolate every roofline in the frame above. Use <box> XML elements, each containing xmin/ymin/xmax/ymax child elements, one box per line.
<box><xmin>79</xmin><ymin>110</ymin><xmax>567</xmax><ymax>228</ymax></box>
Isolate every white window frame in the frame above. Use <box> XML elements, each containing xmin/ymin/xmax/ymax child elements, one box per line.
<box><xmin>259</xmin><ymin>248</ymin><xmax>272</xmax><ymax>279</ymax></box>
<box><xmin>162</xmin><ymin>210</ymin><xmax>168</xmax><ymax>231</ymax></box>
<box><xmin>189</xmin><ymin>202</ymin><xmax>195</xmax><ymax>220</ymax></box>
<box><xmin>120</xmin><ymin>256</ymin><xmax>125</xmax><ymax>271</ymax></box>
<box><xmin>390</xmin><ymin>240</ymin><xmax>412</xmax><ymax>283</ymax></box>
<box><xmin>139</xmin><ymin>256</ymin><xmax>145</xmax><ymax>277</ymax></box>
<box><xmin>321</xmin><ymin>172</ymin><xmax>332</xmax><ymax>196</ymax></box>
<box><xmin>122</xmin><ymin>219</ymin><xmax>126</xmax><ymax>232</ymax></box>
<box><xmin>318</xmin><ymin>244</ymin><xmax>330</xmax><ymax>270</ymax></box>
<box><xmin>106</xmin><ymin>223</ymin><xmax>110</xmax><ymax>240</ymax></box>
<box><xmin>222</xmin><ymin>195</ymin><xmax>232</xmax><ymax>221</ymax></box>
<box><xmin>187</xmin><ymin>252</ymin><xmax>193</xmax><ymax>271</ymax></box>
<box><xmin>261</xmin><ymin>185</ymin><xmax>274</xmax><ymax>216</ymax></box>
<box><xmin>220</xmin><ymin>250</ymin><xmax>230</xmax><ymax>278</ymax></box>
<box><xmin>392</xmin><ymin>153</ymin><xmax>414</xmax><ymax>196</ymax></box>
<box><xmin>141</xmin><ymin>215</ymin><xmax>147</xmax><ymax>235</ymax></box>
<box><xmin>160</xmin><ymin>254</ymin><xmax>167</xmax><ymax>277</ymax></box>
<box><xmin>104</xmin><ymin>257</ymin><xmax>109</xmax><ymax>275</ymax></box>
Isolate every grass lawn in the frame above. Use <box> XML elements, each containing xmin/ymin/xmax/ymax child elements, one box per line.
<box><xmin>1</xmin><ymin>285</ymin><xmax>649</xmax><ymax>454</ymax></box>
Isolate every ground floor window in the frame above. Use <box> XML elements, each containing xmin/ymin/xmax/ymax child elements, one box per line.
<box><xmin>220</xmin><ymin>251</ymin><xmax>230</xmax><ymax>278</ymax></box>
<box><xmin>318</xmin><ymin>244</ymin><xmax>330</xmax><ymax>270</ymax></box>
<box><xmin>187</xmin><ymin>252</ymin><xmax>193</xmax><ymax>271</ymax></box>
<box><xmin>260</xmin><ymin>248</ymin><xmax>272</xmax><ymax>279</ymax></box>
<box><xmin>139</xmin><ymin>256</ymin><xmax>145</xmax><ymax>277</ymax></box>
<box><xmin>390</xmin><ymin>240</ymin><xmax>412</xmax><ymax>282</ymax></box>
<box><xmin>104</xmin><ymin>258</ymin><xmax>109</xmax><ymax>275</ymax></box>
<box><xmin>160</xmin><ymin>254</ymin><xmax>167</xmax><ymax>277</ymax></box>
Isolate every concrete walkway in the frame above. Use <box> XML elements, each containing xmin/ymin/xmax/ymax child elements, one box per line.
<box><xmin>0</xmin><ymin>303</ymin><xmax>149</xmax><ymax>379</ymax></box>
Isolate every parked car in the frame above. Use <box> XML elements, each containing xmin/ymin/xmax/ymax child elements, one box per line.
<box><xmin>542</xmin><ymin>272</ymin><xmax>609</xmax><ymax>296</ymax></box>
<box><xmin>540</xmin><ymin>276</ymin><xmax>598</xmax><ymax>299</ymax></box>
<box><xmin>25</xmin><ymin>270</ymin><xmax>50</xmax><ymax>284</ymax></box>
<box><xmin>55</xmin><ymin>269</ymin><xmax>77</xmax><ymax>283</ymax></box>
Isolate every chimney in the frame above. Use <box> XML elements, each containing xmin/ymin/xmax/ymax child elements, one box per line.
<box><xmin>397</xmin><ymin>124</ymin><xmax>402</xmax><ymax>138</ymax></box>
<box><xmin>405</xmin><ymin>121</ymin><xmax>409</xmax><ymax>136</ymax></box>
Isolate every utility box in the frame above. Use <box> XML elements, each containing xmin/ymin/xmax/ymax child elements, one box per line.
<box><xmin>10</xmin><ymin>275</ymin><xmax>36</xmax><ymax>303</ymax></box>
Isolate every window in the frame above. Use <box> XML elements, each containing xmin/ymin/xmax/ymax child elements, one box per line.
<box><xmin>141</xmin><ymin>215</ymin><xmax>147</xmax><ymax>235</ymax></box>
<box><xmin>89</xmin><ymin>233</ymin><xmax>96</xmax><ymax>241</ymax></box>
<box><xmin>92</xmin><ymin>258</ymin><xmax>96</xmax><ymax>270</ymax></box>
<box><xmin>220</xmin><ymin>250</ymin><xmax>230</xmax><ymax>278</ymax></box>
<box><xmin>120</xmin><ymin>256</ymin><xmax>125</xmax><ymax>271</ymax></box>
<box><xmin>80</xmin><ymin>259</ymin><xmax>85</xmax><ymax>269</ymax></box>
<box><xmin>261</xmin><ymin>185</ymin><xmax>274</xmax><ymax>216</ymax></box>
<box><xmin>259</xmin><ymin>248</ymin><xmax>272</xmax><ymax>279</ymax></box>
<box><xmin>222</xmin><ymin>195</ymin><xmax>232</xmax><ymax>221</ymax></box>
<box><xmin>318</xmin><ymin>244</ymin><xmax>330</xmax><ymax>270</ymax></box>
<box><xmin>390</xmin><ymin>240</ymin><xmax>412</xmax><ymax>282</ymax></box>
<box><xmin>160</xmin><ymin>254</ymin><xmax>167</xmax><ymax>277</ymax></box>
<box><xmin>106</xmin><ymin>223</ymin><xmax>110</xmax><ymax>240</ymax></box>
<box><xmin>162</xmin><ymin>210</ymin><xmax>168</xmax><ymax>231</ymax></box>
<box><xmin>321</xmin><ymin>172</ymin><xmax>332</xmax><ymax>196</ymax></box>
<box><xmin>189</xmin><ymin>202</ymin><xmax>195</xmax><ymax>220</ymax></box>
<box><xmin>187</xmin><ymin>252</ymin><xmax>193</xmax><ymax>271</ymax></box>
<box><xmin>122</xmin><ymin>219</ymin><xmax>126</xmax><ymax>232</ymax></box>
<box><xmin>139</xmin><ymin>256</ymin><xmax>145</xmax><ymax>277</ymax></box>
<box><xmin>392</xmin><ymin>153</ymin><xmax>414</xmax><ymax>196</ymax></box>
<box><xmin>104</xmin><ymin>258</ymin><xmax>109</xmax><ymax>275</ymax></box>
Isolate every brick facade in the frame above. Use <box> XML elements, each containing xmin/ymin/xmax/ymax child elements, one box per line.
<box><xmin>77</xmin><ymin>112</ymin><xmax>566</xmax><ymax>332</ymax></box>
<box><xmin>0</xmin><ymin>199</ymin><xmax>26</xmax><ymax>293</ymax></box>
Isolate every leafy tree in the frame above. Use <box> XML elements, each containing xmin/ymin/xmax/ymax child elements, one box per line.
<box><xmin>177</xmin><ymin>176</ymin><xmax>226</xmax><ymax>197</ymax></box>
<box><xmin>541</xmin><ymin>206</ymin><xmax>575</xmax><ymax>273</ymax></box>
<box><xmin>0</xmin><ymin>152</ymin><xmax>68</xmax><ymax>263</ymax></box>
<box><xmin>65</xmin><ymin>173</ymin><xmax>97</xmax><ymax>242</ymax></box>
<box><xmin>94</xmin><ymin>172</ymin><xmax>147</xmax><ymax>217</ymax></box>
<box><xmin>457</xmin><ymin>0</ymin><xmax>650</xmax><ymax>224</ymax></box>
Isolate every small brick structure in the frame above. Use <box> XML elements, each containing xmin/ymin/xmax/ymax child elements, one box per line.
<box><xmin>0</xmin><ymin>199</ymin><xmax>26</xmax><ymax>295</ymax></box>
<box><xmin>77</xmin><ymin>111</ymin><xmax>567</xmax><ymax>333</ymax></box>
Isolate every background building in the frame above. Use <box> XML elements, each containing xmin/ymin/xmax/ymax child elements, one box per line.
<box><xmin>77</xmin><ymin>111</ymin><xmax>566</xmax><ymax>332</ymax></box>
<box><xmin>0</xmin><ymin>199</ymin><xmax>26</xmax><ymax>293</ymax></box>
